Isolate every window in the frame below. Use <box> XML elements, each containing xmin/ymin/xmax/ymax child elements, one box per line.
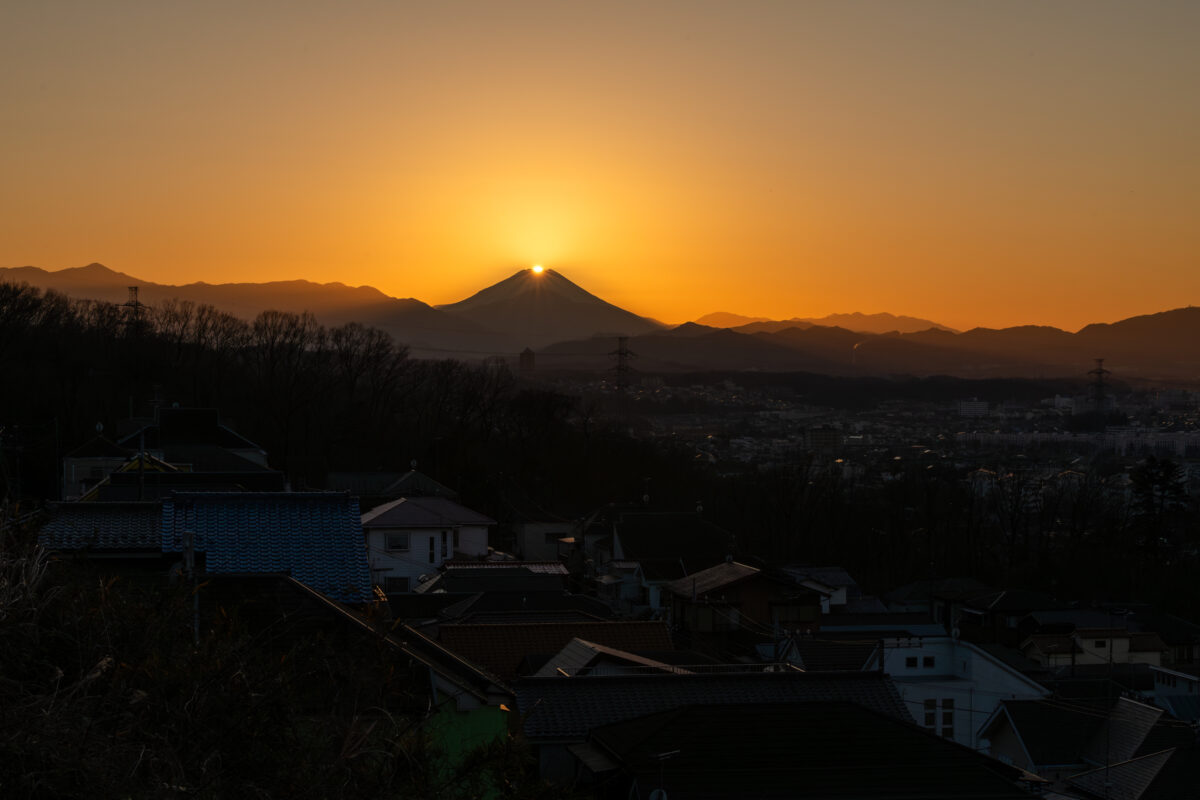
<box><xmin>906</xmin><ymin>656</ymin><xmax>918</xmax><ymax>668</ymax></box>
<box><xmin>923</xmin><ymin>655</ymin><xmax>936</xmax><ymax>668</ymax></box>
<box><xmin>941</xmin><ymin>699</ymin><xmax>954</xmax><ymax>738</ymax></box>
<box><xmin>545</xmin><ymin>531</ymin><xmax>565</xmax><ymax>545</ymax></box>
<box><xmin>441</xmin><ymin>530</ymin><xmax>448</xmax><ymax>559</ymax></box>
<box><xmin>453</xmin><ymin>529</ymin><xmax>460</xmax><ymax>549</ymax></box>
<box><xmin>383</xmin><ymin>576</ymin><xmax>408</xmax><ymax>593</ymax></box>
<box><xmin>428</xmin><ymin>537</ymin><xmax>435</xmax><ymax>563</ymax></box>
<box><xmin>1094</xmin><ymin>640</ymin><xmax>1107</xmax><ymax>649</ymax></box>
<box><xmin>923</xmin><ymin>699</ymin><xmax>936</xmax><ymax>729</ymax></box>
<box><xmin>385</xmin><ymin>532</ymin><xmax>409</xmax><ymax>552</ymax></box>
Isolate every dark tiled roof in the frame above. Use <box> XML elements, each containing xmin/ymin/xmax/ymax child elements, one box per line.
<box><xmin>517</xmin><ymin>670</ymin><xmax>912</xmax><ymax>739</ymax></box>
<box><xmin>886</xmin><ymin>577</ymin><xmax>992</xmax><ymax>606</ymax></box>
<box><xmin>361</xmin><ymin>496</ymin><xmax>494</xmax><ymax>528</ymax></box>
<box><xmin>989</xmin><ymin>699</ymin><xmax>1104</xmax><ymax>767</ymax></box>
<box><xmin>90</xmin><ymin>468</ymin><xmax>285</xmax><ymax>500</ymax></box>
<box><xmin>64</xmin><ymin>436</ymin><xmax>130</xmax><ymax>459</ymax></box>
<box><xmin>965</xmin><ymin>588</ymin><xmax>1065</xmax><ymax>614</ymax></box>
<box><xmin>162</xmin><ymin>492</ymin><xmax>372</xmax><ymax>603</ymax></box>
<box><xmin>438</xmin><ymin>620</ymin><xmax>673</xmax><ymax>680</ymax></box>
<box><xmin>665</xmin><ymin>561</ymin><xmax>759</xmax><ymax>598</ymax></box>
<box><xmin>414</xmin><ymin>568</ymin><xmax>566</xmax><ymax>595</ymax></box>
<box><xmin>532</xmin><ymin>638</ymin><xmax>689</xmax><ymax>677</ymax></box>
<box><xmin>160</xmin><ymin>444</ymin><xmax>271</xmax><ymax>472</ymax></box>
<box><xmin>436</xmin><ymin>591</ymin><xmax>613</xmax><ymax>622</ymax></box>
<box><xmin>381</xmin><ymin>470</ymin><xmax>459</xmax><ymax>499</ymax></box>
<box><xmin>587</xmin><ymin>702</ymin><xmax>1035</xmax><ymax>799</ymax></box>
<box><xmin>39</xmin><ymin>502</ymin><xmax>161</xmax><ymax>551</ymax></box>
<box><xmin>786</xmin><ymin>638</ymin><xmax>880</xmax><ymax>671</ymax></box>
<box><xmin>1068</xmin><ymin>749</ymin><xmax>1175</xmax><ymax>800</ymax></box>
<box><xmin>1084</xmin><ymin>697</ymin><xmax>1163</xmax><ymax>766</ymax></box>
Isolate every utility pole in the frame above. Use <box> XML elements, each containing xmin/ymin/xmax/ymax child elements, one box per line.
<box><xmin>184</xmin><ymin>528</ymin><xmax>199</xmax><ymax>646</ymax></box>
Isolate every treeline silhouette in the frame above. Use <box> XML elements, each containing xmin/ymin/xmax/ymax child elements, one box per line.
<box><xmin>2</xmin><ymin>282</ymin><xmax>1197</xmax><ymax>615</ymax></box>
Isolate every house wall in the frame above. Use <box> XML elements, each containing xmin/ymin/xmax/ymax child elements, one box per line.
<box><xmin>883</xmin><ymin>637</ymin><xmax>1047</xmax><ymax>749</ymax></box>
<box><xmin>983</xmin><ymin>719</ymin><xmax>1032</xmax><ymax>771</ymax></box>
<box><xmin>366</xmin><ymin>526</ymin><xmax>451</xmax><ymax>590</ymax></box>
<box><xmin>514</xmin><ymin>522</ymin><xmax>572</xmax><ymax>561</ymax></box>
<box><xmin>456</xmin><ymin>524</ymin><xmax>489</xmax><ymax>558</ymax></box>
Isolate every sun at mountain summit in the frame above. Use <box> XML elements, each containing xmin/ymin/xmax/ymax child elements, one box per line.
<box><xmin>531</xmin><ymin>265</ymin><xmax>544</xmax><ymax>273</ymax></box>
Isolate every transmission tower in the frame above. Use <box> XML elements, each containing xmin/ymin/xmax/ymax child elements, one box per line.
<box><xmin>123</xmin><ymin>286</ymin><xmax>147</xmax><ymax>334</ymax></box>
<box><xmin>610</xmin><ymin>336</ymin><xmax>635</xmax><ymax>391</ymax></box>
<box><xmin>1088</xmin><ymin>358</ymin><xmax>1110</xmax><ymax>413</ymax></box>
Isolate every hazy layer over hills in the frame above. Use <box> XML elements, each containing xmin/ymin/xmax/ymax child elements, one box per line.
<box><xmin>4</xmin><ymin>263</ymin><xmax>1198</xmax><ymax>380</ymax></box>
<box><xmin>697</xmin><ymin>310</ymin><xmax>957</xmax><ymax>335</ymax></box>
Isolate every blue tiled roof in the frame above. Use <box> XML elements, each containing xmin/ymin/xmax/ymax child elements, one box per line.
<box><xmin>162</xmin><ymin>492</ymin><xmax>372</xmax><ymax>603</ymax></box>
<box><xmin>39</xmin><ymin>502</ymin><xmax>161</xmax><ymax>551</ymax></box>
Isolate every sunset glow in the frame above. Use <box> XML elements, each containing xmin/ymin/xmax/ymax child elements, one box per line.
<box><xmin>2</xmin><ymin>1</ymin><xmax>1198</xmax><ymax>331</ymax></box>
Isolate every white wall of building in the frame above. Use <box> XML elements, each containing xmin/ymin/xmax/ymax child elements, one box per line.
<box><xmin>881</xmin><ymin>637</ymin><xmax>1047</xmax><ymax>749</ymax></box>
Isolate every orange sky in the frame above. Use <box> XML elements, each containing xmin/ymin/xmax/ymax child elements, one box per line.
<box><xmin>2</xmin><ymin>1</ymin><xmax>1198</xmax><ymax>331</ymax></box>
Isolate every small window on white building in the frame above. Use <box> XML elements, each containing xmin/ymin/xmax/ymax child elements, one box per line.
<box><xmin>923</xmin><ymin>655</ymin><xmax>936</xmax><ymax>668</ymax></box>
<box><xmin>385</xmin><ymin>532</ymin><xmax>410</xmax><ymax>552</ymax></box>
<box><xmin>906</xmin><ymin>656</ymin><xmax>918</xmax><ymax>668</ymax></box>
<box><xmin>1094</xmin><ymin>640</ymin><xmax>1108</xmax><ymax>649</ymax></box>
<box><xmin>941</xmin><ymin>699</ymin><xmax>954</xmax><ymax>739</ymax></box>
<box><xmin>428</xmin><ymin>537</ymin><xmax>435</xmax><ymax>563</ymax></box>
<box><xmin>923</xmin><ymin>699</ymin><xmax>936</xmax><ymax>729</ymax></box>
<box><xmin>441</xmin><ymin>530</ymin><xmax>448</xmax><ymax>559</ymax></box>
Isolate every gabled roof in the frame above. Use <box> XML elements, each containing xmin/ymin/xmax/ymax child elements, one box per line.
<box><xmin>964</xmin><ymin>588</ymin><xmax>1065</xmax><ymax>615</ymax></box>
<box><xmin>586</xmin><ymin>702</ymin><xmax>1035</xmax><ymax>799</ymax></box>
<box><xmin>162</xmin><ymin>492</ymin><xmax>372</xmax><ymax>603</ymax></box>
<box><xmin>381</xmin><ymin>470</ymin><xmax>459</xmax><ymax>500</ymax></box>
<box><xmin>437</xmin><ymin>620</ymin><xmax>674</xmax><ymax>680</ymax></box>
<box><xmin>38</xmin><ymin>501</ymin><xmax>161</xmax><ymax>551</ymax></box>
<box><xmin>517</xmin><ymin>670</ymin><xmax>912</xmax><ymax>740</ymax></box>
<box><xmin>532</xmin><ymin>638</ymin><xmax>690</xmax><ymax>678</ymax></box>
<box><xmin>980</xmin><ymin>699</ymin><xmax>1104</xmax><ymax>768</ymax></box>
<box><xmin>775</xmin><ymin>637</ymin><xmax>880</xmax><ymax>671</ymax></box>
<box><xmin>1068</xmin><ymin>748</ymin><xmax>1175</xmax><ymax>800</ymax></box>
<box><xmin>1022</xmin><ymin>633</ymin><xmax>1082</xmax><ymax>657</ymax></box>
<box><xmin>64</xmin><ymin>436</ymin><xmax>131</xmax><ymax>459</ymax></box>
<box><xmin>361</xmin><ymin>496</ymin><xmax>495</xmax><ymax>528</ymax></box>
<box><xmin>665</xmin><ymin>560</ymin><xmax>759</xmax><ymax>598</ymax></box>
<box><xmin>1083</xmin><ymin>697</ymin><xmax>1163</xmax><ymax>766</ymax></box>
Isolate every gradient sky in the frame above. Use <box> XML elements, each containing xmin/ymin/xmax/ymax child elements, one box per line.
<box><xmin>2</xmin><ymin>0</ymin><xmax>1197</xmax><ymax>331</ymax></box>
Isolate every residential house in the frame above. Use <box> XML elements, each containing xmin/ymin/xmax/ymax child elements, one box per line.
<box><xmin>162</xmin><ymin>491</ymin><xmax>373</xmax><ymax>603</ymax></box>
<box><xmin>516</xmin><ymin>670</ymin><xmax>913</xmax><ymax>785</ymax></box>
<box><xmin>361</xmin><ymin>496</ymin><xmax>494</xmax><ymax>593</ymax></box>
<box><xmin>580</xmin><ymin>702</ymin><xmax>1042</xmax><ymax>799</ymax></box>
<box><xmin>436</xmin><ymin>620</ymin><xmax>675</xmax><ymax>682</ymax></box>
<box><xmin>665</xmin><ymin>560</ymin><xmax>822</xmax><ymax>635</ymax></box>
<box><xmin>979</xmin><ymin>695</ymin><xmax>1200</xmax><ymax>797</ymax></box>
<box><xmin>38</xmin><ymin>500</ymin><xmax>163</xmax><ymax>564</ymax></box>
<box><xmin>818</xmin><ymin>616</ymin><xmax>1050</xmax><ymax>750</ymax></box>
<box><xmin>585</xmin><ymin>507</ymin><xmax>736</xmax><ymax>612</ymax></box>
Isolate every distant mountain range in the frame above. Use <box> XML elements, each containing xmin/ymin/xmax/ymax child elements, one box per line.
<box><xmin>4</xmin><ymin>263</ymin><xmax>1199</xmax><ymax>380</ymax></box>
<box><xmin>695</xmin><ymin>310</ymin><xmax>957</xmax><ymax>335</ymax></box>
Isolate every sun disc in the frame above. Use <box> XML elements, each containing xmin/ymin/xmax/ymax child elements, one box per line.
<box><xmin>532</xmin><ymin>265</ymin><xmax>544</xmax><ymax>273</ymax></box>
